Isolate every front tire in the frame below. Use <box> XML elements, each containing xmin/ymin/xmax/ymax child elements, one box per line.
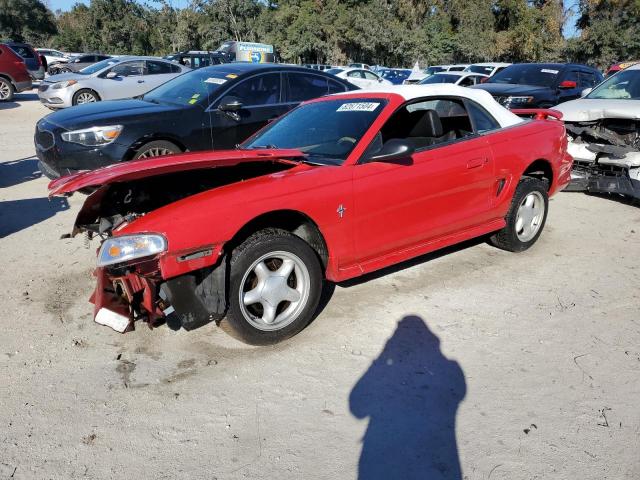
<box><xmin>0</xmin><ymin>78</ymin><xmax>14</xmax><ymax>101</ymax></box>
<box><xmin>72</xmin><ymin>89</ymin><xmax>99</xmax><ymax>105</ymax></box>
<box><xmin>133</xmin><ymin>140</ymin><xmax>181</xmax><ymax>159</ymax></box>
<box><xmin>223</xmin><ymin>229</ymin><xmax>323</xmax><ymax>345</ymax></box>
<box><xmin>489</xmin><ymin>177</ymin><xmax>549</xmax><ymax>252</ymax></box>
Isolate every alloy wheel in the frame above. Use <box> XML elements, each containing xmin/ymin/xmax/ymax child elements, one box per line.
<box><xmin>137</xmin><ymin>147</ymin><xmax>175</xmax><ymax>158</ymax></box>
<box><xmin>515</xmin><ymin>191</ymin><xmax>545</xmax><ymax>242</ymax></box>
<box><xmin>239</xmin><ymin>251</ymin><xmax>311</xmax><ymax>331</ymax></box>
<box><xmin>76</xmin><ymin>92</ymin><xmax>96</xmax><ymax>104</ymax></box>
<box><xmin>0</xmin><ymin>81</ymin><xmax>10</xmax><ymax>100</ymax></box>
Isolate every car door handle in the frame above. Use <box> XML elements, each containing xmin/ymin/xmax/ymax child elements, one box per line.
<box><xmin>137</xmin><ymin>79</ymin><xmax>145</xmax><ymax>83</ymax></box>
<box><xmin>467</xmin><ymin>157</ymin><xmax>488</xmax><ymax>169</ymax></box>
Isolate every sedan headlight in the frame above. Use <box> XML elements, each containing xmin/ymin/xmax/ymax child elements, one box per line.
<box><xmin>505</xmin><ymin>96</ymin><xmax>534</xmax><ymax>105</ymax></box>
<box><xmin>61</xmin><ymin>125</ymin><xmax>123</xmax><ymax>146</ymax></box>
<box><xmin>97</xmin><ymin>234</ymin><xmax>166</xmax><ymax>267</ymax></box>
<box><xmin>51</xmin><ymin>80</ymin><xmax>77</xmax><ymax>89</ymax></box>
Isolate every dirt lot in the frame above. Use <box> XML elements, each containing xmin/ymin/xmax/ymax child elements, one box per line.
<box><xmin>1</xmin><ymin>90</ymin><xmax>639</xmax><ymax>480</ymax></box>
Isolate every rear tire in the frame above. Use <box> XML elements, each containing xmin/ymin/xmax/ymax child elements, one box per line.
<box><xmin>133</xmin><ymin>140</ymin><xmax>181</xmax><ymax>159</ymax></box>
<box><xmin>0</xmin><ymin>78</ymin><xmax>14</xmax><ymax>101</ymax></box>
<box><xmin>72</xmin><ymin>89</ymin><xmax>99</xmax><ymax>105</ymax></box>
<box><xmin>222</xmin><ymin>228</ymin><xmax>323</xmax><ymax>346</ymax></box>
<box><xmin>489</xmin><ymin>177</ymin><xmax>549</xmax><ymax>252</ymax></box>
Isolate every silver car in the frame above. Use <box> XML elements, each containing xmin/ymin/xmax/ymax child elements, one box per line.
<box><xmin>37</xmin><ymin>56</ymin><xmax>190</xmax><ymax>108</ymax></box>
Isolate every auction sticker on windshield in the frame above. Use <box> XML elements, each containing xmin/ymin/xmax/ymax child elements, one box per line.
<box><xmin>337</xmin><ymin>102</ymin><xmax>380</xmax><ymax>112</ymax></box>
<box><xmin>205</xmin><ymin>77</ymin><xmax>227</xmax><ymax>84</ymax></box>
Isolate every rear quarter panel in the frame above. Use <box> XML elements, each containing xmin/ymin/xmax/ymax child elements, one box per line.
<box><xmin>485</xmin><ymin>119</ymin><xmax>571</xmax><ymax>218</ymax></box>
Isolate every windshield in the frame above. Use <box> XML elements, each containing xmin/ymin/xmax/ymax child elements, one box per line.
<box><xmin>419</xmin><ymin>74</ymin><xmax>458</xmax><ymax>84</ymax></box>
<box><xmin>488</xmin><ymin>64</ymin><xmax>560</xmax><ymax>87</ymax></box>
<box><xmin>326</xmin><ymin>68</ymin><xmax>344</xmax><ymax>75</ymax></box>
<box><xmin>242</xmin><ymin>99</ymin><xmax>386</xmax><ymax>165</ymax></box>
<box><xmin>79</xmin><ymin>58</ymin><xmax>119</xmax><ymax>75</ymax></box>
<box><xmin>467</xmin><ymin>65</ymin><xmax>494</xmax><ymax>75</ymax></box>
<box><xmin>425</xmin><ymin>66</ymin><xmax>445</xmax><ymax>75</ymax></box>
<box><xmin>587</xmin><ymin>70</ymin><xmax>640</xmax><ymax>99</ymax></box>
<box><xmin>143</xmin><ymin>69</ymin><xmax>231</xmax><ymax>106</ymax></box>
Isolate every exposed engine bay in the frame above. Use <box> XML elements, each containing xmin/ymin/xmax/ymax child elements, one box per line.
<box><xmin>72</xmin><ymin>161</ymin><xmax>295</xmax><ymax>237</ymax></box>
<box><xmin>564</xmin><ymin>118</ymin><xmax>640</xmax><ymax>200</ymax></box>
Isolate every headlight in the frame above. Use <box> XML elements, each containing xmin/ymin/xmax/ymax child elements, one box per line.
<box><xmin>51</xmin><ymin>80</ymin><xmax>77</xmax><ymax>89</ymax></box>
<box><xmin>61</xmin><ymin>125</ymin><xmax>123</xmax><ymax>146</ymax></box>
<box><xmin>97</xmin><ymin>234</ymin><xmax>166</xmax><ymax>267</ymax></box>
<box><xmin>505</xmin><ymin>96</ymin><xmax>534</xmax><ymax>105</ymax></box>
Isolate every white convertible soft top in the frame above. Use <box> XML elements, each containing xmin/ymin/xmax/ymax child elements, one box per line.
<box><xmin>333</xmin><ymin>84</ymin><xmax>524</xmax><ymax>128</ymax></box>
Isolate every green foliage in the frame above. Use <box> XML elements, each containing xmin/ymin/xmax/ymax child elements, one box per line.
<box><xmin>6</xmin><ymin>0</ymin><xmax>640</xmax><ymax>69</ymax></box>
<box><xmin>0</xmin><ymin>0</ymin><xmax>57</xmax><ymax>43</ymax></box>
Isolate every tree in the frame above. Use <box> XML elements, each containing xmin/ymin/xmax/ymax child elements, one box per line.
<box><xmin>0</xmin><ymin>0</ymin><xmax>57</xmax><ymax>44</ymax></box>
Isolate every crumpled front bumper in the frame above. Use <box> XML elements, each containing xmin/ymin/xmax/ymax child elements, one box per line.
<box><xmin>91</xmin><ymin>267</ymin><xmax>164</xmax><ymax>333</ymax></box>
<box><xmin>566</xmin><ymin>140</ymin><xmax>640</xmax><ymax>200</ymax></box>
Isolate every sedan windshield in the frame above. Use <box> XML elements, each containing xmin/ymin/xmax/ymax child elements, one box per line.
<box><xmin>467</xmin><ymin>65</ymin><xmax>494</xmax><ymax>75</ymax></box>
<box><xmin>242</xmin><ymin>98</ymin><xmax>386</xmax><ymax>165</ymax></box>
<box><xmin>419</xmin><ymin>74</ymin><xmax>458</xmax><ymax>84</ymax></box>
<box><xmin>143</xmin><ymin>69</ymin><xmax>229</xmax><ymax>106</ymax></box>
<box><xmin>488</xmin><ymin>64</ymin><xmax>560</xmax><ymax>87</ymax></box>
<box><xmin>587</xmin><ymin>70</ymin><xmax>640</xmax><ymax>100</ymax></box>
<box><xmin>80</xmin><ymin>58</ymin><xmax>120</xmax><ymax>75</ymax></box>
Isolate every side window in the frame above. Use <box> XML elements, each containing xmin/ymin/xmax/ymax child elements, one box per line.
<box><xmin>347</xmin><ymin>70</ymin><xmax>364</xmax><ymax>79</ymax></box>
<box><xmin>146</xmin><ymin>61</ymin><xmax>173</xmax><ymax>75</ymax></box>
<box><xmin>563</xmin><ymin>70</ymin><xmax>579</xmax><ymax>84</ymax></box>
<box><xmin>170</xmin><ymin>63</ymin><xmax>182</xmax><ymax>73</ymax></box>
<box><xmin>328</xmin><ymin>78</ymin><xmax>348</xmax><ymax>94</ymax></box>
<box><xmin>376</xmin><ymin>97</ymin><xmax>473</xmax><ymax>151</ymax></box>
<box><xmin>111</xmin><ymin>61</ymin><xmax>144</xmax><ymax>77</ymax></box>
<box><xmin>287</xmin><ymin>73</ymin><xmax>332</xmax><ymax>102</ymax></box>
<box><xmin>458</xmin><ymin>76</ymin><xmax>475</xmax><ymax>87</ymax></box>
<box><xmin>466</xmin><ymin>101</ymin><xmax>500</xmax><ymax>133</ymax></box>
<box><xmin>579</xmin><ymin>71</ymin><xmax>597</xmax><ymax>87</ymax></box>
<box><xmin>221</xmin><ymin>73</ymin><xmax>281</xmax><ymax>106</ymax></box>
<box><xmin>362</xmin><ymin>71</ymin><xmax>378</xmax><ymax>81</ymax></box>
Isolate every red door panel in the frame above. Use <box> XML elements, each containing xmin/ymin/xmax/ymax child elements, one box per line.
<box><xmin>352</xmin><ymin>136</ymin><xmax>495</xmax><ymax>263</ymax></box>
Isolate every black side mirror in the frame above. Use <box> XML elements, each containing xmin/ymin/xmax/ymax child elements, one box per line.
<box><xmin>365</xmin><ymin>139</ymin><xmax>415</xmax><ymax>164</ymax></box>
<box><xmin>219</xmin><ymin>100</ymin><xmax>243</xmax><ymax>112</ymax></box>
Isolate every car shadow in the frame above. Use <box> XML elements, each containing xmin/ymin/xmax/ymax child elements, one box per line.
<box><xmin>350</xmin><ymin>315</ymin><xmax>466</xmax><ymax>479</ymax></box>
<box><xmin>338</xmin><ymin>236</ymin><xmax>487</xmax><ymax>288</ymax></box>
<box><xmin>0</xmin><ymin>157</ymin><xmax>42</xmax><ymax>188</ymax></box>
<box><xmin>0</xmin><ymin>197</ymin><xmax>69</xmax><ymax>238</ymax></box>
<box><xmin>16</xmin><ymin>92</ymin><xmax>40</xmax><ymax>101</ymax></box>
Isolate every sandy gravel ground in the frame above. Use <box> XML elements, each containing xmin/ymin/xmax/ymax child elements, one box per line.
<box><xmin>1</xmin><ymin>91</ymin><xmax>639</xmax><ymax>480</ymax></box>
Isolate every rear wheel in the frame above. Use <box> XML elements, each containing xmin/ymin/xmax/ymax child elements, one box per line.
<box><xmin>133</xmin><ymin>140</ymin><xmax>181</xmax><ymax>159</ymax></box>
<box><xmin>222</xmin><ymin>229</ymin><xmax>323</xmax><ymax>345</ymax></box>
<box><xmin>489</xmin><ymin>177</ymin><xmax>548</xmax><ymax>252</ymax></box>
<box><xmin>0</xmin><ymin>78</ymin><xmax>14</xmax><ymax>101</ymax></box>
<box><xmin>72</xmin><ymin>89</ymin><xmax>99</xmax><ymax>105</ymax></box>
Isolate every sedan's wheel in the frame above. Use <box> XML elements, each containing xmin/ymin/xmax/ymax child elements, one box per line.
<box><xmin>133</xmin><ymin>140</ymin><xmax>181</xmax><ymax>159</ymax></box>
<box><xmin>224</xmin><ymin>228</ymin><xmax>323</xmax><ymax>345</ymax></box>
<box><xmin>489</xmin><ymin>177</ymin><xmax>549</xmax><ymax>252</ymax></box>
<box><xmin>0</xmin><ymin>78</ymin><xmax>14</xmax><ymax>101</ymax></box>
<box><xmin>73</xmin><ymin>89</ymin><xmax>99</xmax><ymax>105</ymax></box>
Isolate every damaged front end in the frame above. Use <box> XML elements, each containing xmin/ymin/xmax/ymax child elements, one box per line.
<box><xmin>49</xmin><ymin>149</ymin><xmax>304</xmax><ymax>333</ymax></box>
<box><xmin>564</xmin><ymin>118</ymin><xmax>640</xmax><ymax>200</ymax></box>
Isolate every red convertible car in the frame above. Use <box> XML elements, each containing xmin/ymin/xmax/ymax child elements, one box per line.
<box><xmin>50</xmin><ymin>85</ymin><xmax>572</xmax><ymax>345</ymax></box>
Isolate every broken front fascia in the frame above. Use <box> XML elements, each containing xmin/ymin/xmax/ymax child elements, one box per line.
<box><xmin>564</xmin><ymin>119</ymin><xmax>640</xmax><ymax>199</ymax></box>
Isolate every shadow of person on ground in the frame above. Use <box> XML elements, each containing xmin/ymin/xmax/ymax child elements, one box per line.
<box><xmin>0</xmin><ymin>157</ymin><xmax>41</xmax><ymax>188</ymax></box>
<box><xmin>0</xmin><ymin>197</ymin><xmax>69</xmax><ymax>238</ymax></box>
<box><xmin>350</xmin><ymin>315</ymin><xmax>466</xmax><ymax>480</ymax></box>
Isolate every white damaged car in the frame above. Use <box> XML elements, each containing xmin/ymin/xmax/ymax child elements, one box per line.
<box><xmin>554</xmin><ymin>65</ymin><xmax>640</xmax><ymax>200</ymax></box>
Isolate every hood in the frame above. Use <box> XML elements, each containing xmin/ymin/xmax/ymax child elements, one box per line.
<box><xmin>48</xmin><ymin>148</ymin><xmax>306</xmax><ymax>197</ymax></box>
<box><xmin>473</xmin><ymin>83</ymin><xmax>551</xmax><ymax>96</ymax></box>
<box><xmin>553</xmin><ymin>98</ymin><xmax>640</xmax><ymax>122</ymax></box>
<box><xmin>43</xmin><ymin>99</ymin><xmax>183</xmax><ymax>130</ymax></box>
<box><xmin>43</xmin><ymin>72</ymin><xmax>85</xmax><ymax>84</ymax></box>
